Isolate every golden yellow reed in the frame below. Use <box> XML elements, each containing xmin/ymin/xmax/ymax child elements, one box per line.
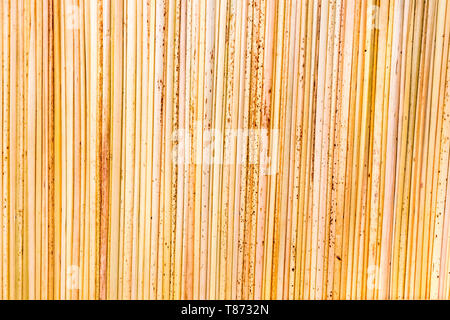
<box><xmin>1</xmin><ymin>0</ymin><xmax>450</xmax><ymax>300</ymax></box>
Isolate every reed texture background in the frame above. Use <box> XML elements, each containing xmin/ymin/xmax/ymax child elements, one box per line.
<box><xmin>1</xmin><ymin>0</ymin><xmax>450</xmax><ymax>300</ymax></box>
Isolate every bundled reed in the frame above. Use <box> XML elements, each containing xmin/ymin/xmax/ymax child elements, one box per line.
<box><xmin>1</xmin><ymin>0</ymin><xmax>450</xmax><ymax>300</ymax></box>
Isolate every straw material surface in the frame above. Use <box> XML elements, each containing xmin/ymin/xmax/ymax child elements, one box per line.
<box><xmin>1</xmin><ymin>0</ymin><xmax>450</xmax><ymax>300</ymax></box>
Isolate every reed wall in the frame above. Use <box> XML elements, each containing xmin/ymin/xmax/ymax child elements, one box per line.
<box><xmin>1</xmin><ymin>0</ymin><xmax>450</xmax><ymax>300</ymax></box>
